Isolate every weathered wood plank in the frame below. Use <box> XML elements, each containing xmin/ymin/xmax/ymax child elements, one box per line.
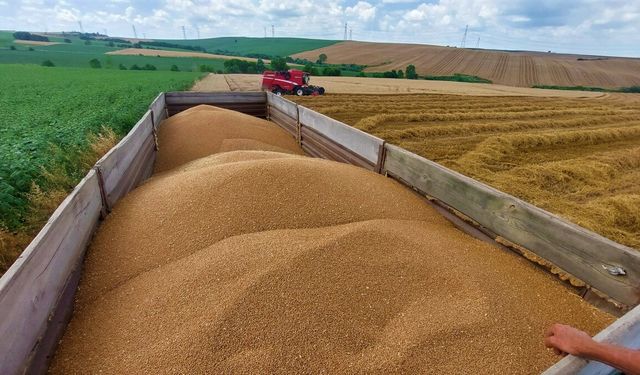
<box><xmin>0</xmin><ymin>170</ymin><xmax>102</xmax><ymax>375</ymax></box>
<box><xmin>95</xmin><ymin>111</ymin><xmax>154</xmax><ymax>209</ymax></box>
<box><xmin>543</xmin><ymin>304</ymin><xmax>640</xmax><ymax>374</ymax></box>
<box><xmin>148</xmin><ymin>92</ymin><xmax>166</xmax><ymax>126</ymax></box>
<box><xmin>166</xmin><ymin>91</ymin><xmax>265</xmax><ymax>98</ymax></box>
<box><xmin>165</xmin><ymin>91</ymin><xmax>266</xmax><ymax>105</ymax></box>
<box><xmin>298</xmin><ymin>106</ymin><xmax>383</xmax><ymax>165</ymax></box>
<box><xmin>269</xmin><ymin>108</ymin><xmax>297</xmax><ymax>138</ymax></box>
<box><xmin>266</xmin><ymin>92</ymin><xmax>298</xmax><ymax>119</ymax></box>
<box><xmin>383</xmin><ymin>144</ymin><xmax>640</xmax><ymax>306</ymax></box>
<box><xmin>300</xmin><ymin>126</ymin><xmax>375</xmax><ymax>170</ymax></box>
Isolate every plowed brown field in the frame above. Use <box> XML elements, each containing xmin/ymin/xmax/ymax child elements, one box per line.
<box><xmin>292</xmin><ymin>94</ymin><xmax>640</xmax><ymax>249</ymax></box>
<box><xmin>292</xmin><ymin>41</ymin><xmax>640</xmax><ymax>88</ymax></box>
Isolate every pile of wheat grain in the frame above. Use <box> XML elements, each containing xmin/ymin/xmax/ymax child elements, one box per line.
<box><xmin>50</xmin><ymin>105</ymin><xmax>613</xmax><ymax>374</ymax></box>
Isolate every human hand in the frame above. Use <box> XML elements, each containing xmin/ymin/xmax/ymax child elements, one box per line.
<box><xmin>544</xmin><ymin>323</ymin><xmax>596</xmax><ymax>357</ymax></box>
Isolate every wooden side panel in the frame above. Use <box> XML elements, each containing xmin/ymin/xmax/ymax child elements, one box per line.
<box><xmin>301</xmin><ymin>127</ymin><xmax>375</xmax><ymax>171</ymax></box>
<box><xmin>543</xmin><ymin>304</ymin><xmax>640</xmax><ymax>374</ymax></box>
<box><xmin>0</xmin><ymin>170</ymin><xmax>102</xmax><ymax>375</ymax></box>
<box><xmin>383</xmin><ymin>144</ymin><xmax>640</xmax><ymax>306</ymax></box>
<box><xmin>95</xmin><ymin>111</ymin><xmax>155</xmax><ymax>209</ymax></box>
<box><xmin>269</xmin><ymin>106</ymin><xmax>298</xmax><ymax>139</ymax></box>
<box><xmin>266</xmin><ymin>92</ymin><xmax>298</xmax><ymax>119</ymax></box>
<box><xmin>165</xmin><ymin>91</ymin><xmax>267</xmax><ymax>117</ymax></box>
<box><xmin>298</xmin><ymin>106</ymin><xmax>383</xmax><ymax>165</ymax></box>
<box><xmin>148</xmin><ymin>92</ymin><xmax>166</xmax><ymax>125</ymax></box>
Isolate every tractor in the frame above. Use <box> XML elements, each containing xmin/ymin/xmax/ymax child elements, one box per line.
<box><xmin>261</xmin><ymin>69</ymin><xmax>325</xmax><ymax>96</ymax></box>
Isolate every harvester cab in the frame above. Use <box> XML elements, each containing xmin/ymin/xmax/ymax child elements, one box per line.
<box><xmin>261</xmin><ymin>69</ymin><xmax>325</xmax><ymax>96</ymax></box>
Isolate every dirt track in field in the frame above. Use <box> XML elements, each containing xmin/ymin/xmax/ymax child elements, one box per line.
<box><xmin>191</xmin><ymin>74</ymin><xmax>609</xmax><ymax>98</ymax></box>
<box><xmin>13</xmin><ymin>40</ymin><xmax>59</xmax><ymax>46</ymax></box>
<box><xmin>107</xmin><ymin>48</ymin><xmax>268</xmax><ymax>63</ymax></box>
<box><xmin>292</xmin><ymin>93</ymin><xmax>640</xmax><ymax>250</ymax></box>
<box><xmin>292</xmin><ymin>41</ymin><xmax>640</xmax><ymax>88</ymax></box>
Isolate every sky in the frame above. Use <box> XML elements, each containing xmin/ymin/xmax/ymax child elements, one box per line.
<box><xmin>1</xmin><ymin>0</ymin><xmax>639</xmax><ymax>57</ymax></box>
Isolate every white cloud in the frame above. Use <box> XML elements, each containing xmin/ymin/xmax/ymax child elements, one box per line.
<box><xmin>345</xmin><ymin>1</ymin><xmax>376</xmax><ymax>22</ymax></box>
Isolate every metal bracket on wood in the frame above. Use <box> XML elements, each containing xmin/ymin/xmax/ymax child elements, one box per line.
<box><xmin>149</xmin><ymin>110</ymin><xmax>160</xmax><ymax>151</ymax></box>
<box><xmin>266</xmin><ymin>104</ymin><xmax>271</xmax><ymax>120</ymax></box>
<box><xmin>93</xmin><ymin>166</ymin><xmax>110</xmax><ymax>217</ymax></box>
<box><xmin>296</xmin><ymin>106</ymin><xmax>302</xmax><ymax>146</ymax></box>
<box><xmin>375</xmin><ymin>141</ymin><xmax>387</xmax><ymax>174</ymax></box>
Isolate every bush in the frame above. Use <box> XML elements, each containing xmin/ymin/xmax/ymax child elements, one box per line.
<box><xmin>107</xmin><ymin>41</ymin><xmax>115</xmax><ymax>47</ymax></box>
<box><xmin>382</xmin><ymin>70</ymin><xmax>399</xmax><ymax>78</ymax></box>
<box><xmin>256</xmin><ymin>58</ymin><xmax>266</xmax><ymax>73</ymax></box>
<box><xmin>397</xmin><ymin>69</ymin><xmax>404</xmax><ymax>78</ymax></box>
<box><xmin>357</xmin><ymin>71</ymin><xmax>366</xmax><ymax>77</ymax></box>
<box><xmin>143</xmin><ymin>64</ymin><xmax>157</xmax><ymax>71</ymax></box>
<box><xmin>139</xmin><ymin>41</ymin><xmax>206</xmax><ymax>52</ymax></box>
<box><xmin>13</xmin><ymin>31</ymin><xmax>49</xmax><ymax>42</ymax></box>
<box><xmin>130</xmin><ymin>64</ymin><xmax>141</xmax><ymax>70</ymax></box>
<box><xmin>41</xmin><ymin>60</ymin><xmax>55</xmax><ymax>67</ymax></box>
<box><xmin>84</xmin><ymin>40</ymin><xmax>91</xmax><ymax>45</ymax></box>
<box><xmin>321</xmin><ymin>67</ymin><xmax>341</xmax><ymax>76</ymax></box>
<box><xmin>303</xmin><ymin>63</ymin><xmax>319</xmax><ymax>76</ymax></box>
<box><xmin>118</xmin><ymin>63</ymin><xmax>127</xmax><ymax>70</ymax></box>
<box><xmin>619</xmin><ymin>86</ymin><xmax>640</xmax><ymax>93</ymax></box>
<box><xmin>270</xmin><ymin>56</ymin><xmax>289</xmax><ymax>71</ymax></box>
<box><xmin>9</xmin><ymin>45</ymin><xmax>16</xmax><ymax>50</ymax></box>
<box><xmin>28</xmin><ymin>47</ymin><xmax>34</xmax><ymax>51</ymax></box>
<box><xmin>199</xmin><ymin>65</ymin><xmax>215</xmax><ymax>72</ymax></box>
<box><xmin>89</xmin><ymin>59</ymin><xmax>102</xmax><ymax>69</ymax></box>
<box><xmin>405</xmin><ymin>64</ymin><xmax>418</xmax><ymax>79</ymax></box>
<box><xmin>64</xmin><ymin>38</ymin><xmax>72</xmax><ymax>43</ymax></box>
<box><xmin>170</xmin><ymin>64</ymin><xmax>180</xmax><ymax>72</ymax></box>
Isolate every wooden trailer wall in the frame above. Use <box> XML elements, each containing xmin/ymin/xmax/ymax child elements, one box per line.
<box><xmin>0</xmin><ymin>91</ymin><xmax>637</xmax><ymax>375</ymax></box>
<box><xmin>0</xmin><ymin>93</ymin><xmax>167</xmax><ymax>375</ymax></box>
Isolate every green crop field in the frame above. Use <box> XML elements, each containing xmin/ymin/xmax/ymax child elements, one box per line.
<box><xmin>0</xmin><ymin>64</ymin><xmax>203</xmax><ymax>230</ymax></box>
<box><xmin>0</xmin><ymin>31</ymin><xmax>227</xmax><ymax>71</ymax></box>
<box><xmin>157</xmin><ymin>37</ymin><xmax>338</xmax><ymax>57</ymax></box>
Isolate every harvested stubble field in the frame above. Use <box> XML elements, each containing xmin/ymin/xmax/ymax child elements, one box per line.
<box><xmin>292</xmin><ymin>94</ymin><xmax>640</xmax><ymax>250</ymax></box>
<box><xmin>51</xmin><ymin>105</ymin><xmax>612</xmax><ymax>374</ymax></box>
<box><xmin>192</xmin><ymin>73</ymin><xmax>608</xmax><ymax>98</ymax></box>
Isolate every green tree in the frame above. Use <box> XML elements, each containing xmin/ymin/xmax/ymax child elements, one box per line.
<box><xmin>321</xmin><ymin>67</ymin><xmax>341</xmax><ymax>76</ymax></box>
<box><xmin>89</xmin><ymin>58</ymin><xmax>102</xmax><ymax>68</ymax></box>
<box><xmin>406</xmin><ymin>64</ymin><xmax>418</xmax><ymax>79</ymax></box>
<box><xmin>130</xmin><ymin>64</ymin><xmax>141</xmax><ymax>70</ymax></box>
<box><xmin>318</xmin><ymin>53</ymin><xmax>328</xmax><ymax>64</ymax></box>
<box><xmin>9</xmin><ymin>45</ymin><xmax>16</xmax><ymax>50</ymax></box>
<box><xmin>143</xmin><ymin>64</ymin><xmax>157</xmax><ymax>71</ymax></box>
<box><xmin>28</xmin><ymin>47</ymin><xmax>34</xmax><ymax>51</ymax></box>
<box><xmin>256</xmin><ymin>58</ymin><xmax>266</xmax><ymax>73</ymax></box>
<box><xmin>84</xmin><ymin>40</ymin><xmax>91</xmax><ymax>45</ymax></box>
<box><xmin>170</xmin><ymin>64</ymin><xmax>180</xmax><ymax>71</ymax></box>
<box><xmin>41</xmin><ymin>60</ymin><xmax>55</xmax><ymax>67</ymax></box>
<box><xmin>270</xmin><ymin>56</ymin><xmax>289</xmax><ymax>71</ymax></box>
<box><xmin>118</xmin><ymin>63</ymin><xmax>127</xmax><ymax>70</ymax></box>
<box><xmin>397</xmin><ymin>69</ymin><xmax>404</xmax><ymax>78</ymax></box>
<box><xmin>303</xmin><ymin>63</ymin><xmax>319</xmax><ymax>76</ymax></box>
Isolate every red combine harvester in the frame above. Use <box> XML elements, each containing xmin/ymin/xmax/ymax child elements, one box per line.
<box><xmin>261</xmin><ymin>69</ymin><xmax>325</xmax><ymax>96</ymax></box>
